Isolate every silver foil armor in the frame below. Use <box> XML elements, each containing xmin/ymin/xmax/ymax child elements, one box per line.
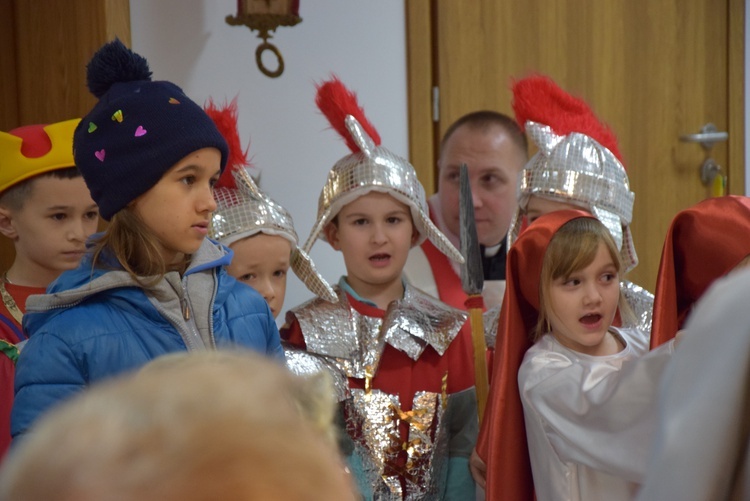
<box><xmin>347</xmin><ymin>389</ymin><xmax>449</xmax><ymax>499</ymax></box>
<box><xmin>288</xmin><ymin>282</ymin><xmax>466</xmax><ymax>499</ymax></box>
<box><xmin>509</xmin><ymin>121</ymin><xmax>638</xmax><ymax>272</ymax></box>
<box><xmin>302</xmin><ymin>115</ymin><xmax>464</xmax><ymax>265</ymax></box>
<box><xmin>289</xmin><ymin>284</ymin><xmax>467</xmax><ymax>379</ymax></box>
<box><xmin>210</xmin><ymin>168</ymin><xmax>336</xmax><ymax>302</ymax></box>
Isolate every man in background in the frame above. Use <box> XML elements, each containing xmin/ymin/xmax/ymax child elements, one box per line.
<box><xmin>404</xmin><ymin>111</ymin><xmax>528</xmax><ymax>311</ymax></box>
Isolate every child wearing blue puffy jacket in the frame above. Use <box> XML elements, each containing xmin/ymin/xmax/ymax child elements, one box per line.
<box><xmin>11</xmin><ymin>39</ymin><xmax>283</xmax><ymax>441</ymax></box>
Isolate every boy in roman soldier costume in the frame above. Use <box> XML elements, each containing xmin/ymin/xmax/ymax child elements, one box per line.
<box><xmin>281</xmin><ymin>77</ymin><xmax>478</xmax><ymax>499</ymax></box>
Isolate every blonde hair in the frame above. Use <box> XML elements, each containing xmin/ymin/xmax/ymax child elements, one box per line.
<box><xmin>0</xmin><ymin>350</ymin><xmax>356</xmax><ymax>501</ymax></box>
<box><xmin>90</xmin><ymin>208</ymin><xmax>189</xmax><ymax>287</ymax></box>
<box><xmin>535</xmin><ymin>218</ymin><xmax>634</xmax><ymax>340</ymax></box>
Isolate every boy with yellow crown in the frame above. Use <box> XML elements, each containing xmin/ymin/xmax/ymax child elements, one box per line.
<box><xmin>0</xmin><ymin>119</ymin><xmax>99</xmax><ymax>458</ymax></box>
<box><xmin>281</xmin><ymin>77</ymin><xmax>478</xmax><ymax>500</ymax></box>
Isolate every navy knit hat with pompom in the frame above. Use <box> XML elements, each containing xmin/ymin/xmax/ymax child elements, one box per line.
<box><xmin>73</xmin><ymin>39</ymin><xmax>228</xmax><ymax>220</ymax></box>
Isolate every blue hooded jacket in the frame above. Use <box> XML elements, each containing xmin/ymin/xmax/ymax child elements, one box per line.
<box><xmin>11</xmin><ymin>239</ymin><xmax>283</xmax><ymax>439</ymax></box>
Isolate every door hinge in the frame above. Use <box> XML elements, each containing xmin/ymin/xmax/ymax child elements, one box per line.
<box><xmin>432</xmin><ymin>86</ymin><xmax>439</xmax><ymax>123</ymax></box>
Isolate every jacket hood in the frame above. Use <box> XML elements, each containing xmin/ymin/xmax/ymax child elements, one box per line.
<box><xmin>23</xmin><ymin>238</ymin><xmax>232</xmax><ymax>334</ymax></box>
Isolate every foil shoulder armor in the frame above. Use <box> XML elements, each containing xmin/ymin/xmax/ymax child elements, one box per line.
<box><xmin>483</xmin><ymin>306</ymin><xmax>501</xmax><ymax>349</ymax></box>
<box><xmin>290</xmin><ymin>284</ymin><xmax>468</xmax><ymax>378</ymax></box>
<box><xmin>620</xmin><ymin>280</ymin><xmax>654</xmax><ymax>333</ymax></box>
<box><xmin>383</xmin><ymin>284</ymin><xmax>468</xmax><ymax>358</ymax></box>
<box><xmin>283</xmin><ymin>343</ymin><xmax>350</xmax><ymax>402</ymax></box>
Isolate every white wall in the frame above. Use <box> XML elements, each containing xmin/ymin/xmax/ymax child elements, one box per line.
<box><xmin>130</xmin><ymin>1</ymin><xmax>408</xmax><ymax>322</ymax></box>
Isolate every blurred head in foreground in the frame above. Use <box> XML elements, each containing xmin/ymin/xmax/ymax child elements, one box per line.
<box><xmin>0</xmin><ymin>350</ymin><xmax>357</xmax><ymax>501</ymax></box>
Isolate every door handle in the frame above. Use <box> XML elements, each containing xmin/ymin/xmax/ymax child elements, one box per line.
<box><xmin>679</xmin><ymin>123</ymin><xmax>728</xmax><ymax>150</ymax></box>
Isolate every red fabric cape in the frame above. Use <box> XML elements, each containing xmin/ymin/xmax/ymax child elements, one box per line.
<box><xmin>651</xmin><ymin>195</ymin><xmax>750</xmax><ymax>347</ymax></box>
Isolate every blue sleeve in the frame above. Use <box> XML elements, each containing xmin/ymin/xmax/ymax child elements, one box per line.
<box><xmin>221</xmin><ymin>282</ymin><xmax>284</xmax><ymax>361</ymax></box>
<box><xmin>11</xmin><ymin>331</ymin><xmax>86</xmax><ymax>440</ymax></box>
<box><xmin>443</xmin><ymin>387</ymin><xmax>478</xmax><ymax>499</ymax></box>
<box><xmin>444</xmin><ymin>456</ymin><xmax>476</xmax><ymax>500</ymax></box>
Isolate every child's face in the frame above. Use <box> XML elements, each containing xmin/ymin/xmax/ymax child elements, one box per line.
<box><xmin>131</xmin><ymin>148</ymin><xmax>221</xmax><ymax>264</ymax></box>
<box><xmin>324</xmin><ymin>191</ymin><xmax>418</xmax><ymax>296</ymax></box>
<box><xmin>547</xmin><ymin>241</ymin><xmax>620</xmax><ymax>356</ymax></box>
<box><xmin>525</xmin><ymin>195</ymin><xmax>585</xmax><ymax>225</ymax></box>
<box><xmin>0</xmin><ymin>175</ymin><xmax>99</xmax><ymax>279</ymax></box>
<box><xmin>226</xmin><ymin>234</ymin><xmax>291</xmax><ymax>319</ymax></box>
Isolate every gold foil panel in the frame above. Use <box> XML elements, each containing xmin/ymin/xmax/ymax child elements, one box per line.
<box><xmin>347</xmin><ymin>389</ymin><xmax>448</xmax><ymax>499</ymax></box>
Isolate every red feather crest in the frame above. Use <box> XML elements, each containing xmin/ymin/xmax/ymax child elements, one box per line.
<box><xmin>203</xmin><ymin>96</ymin><xmax>251</xmax><ymax>189</ymax></box>
<box><xmin>315</xmin><ymin>75</ymin><xmax>381</xmax><ymax>153</ymax></box>
<box><xmin>511</xmin><ymin>75</ymin><xmax>623</xmax><ymax>163</ymax></box>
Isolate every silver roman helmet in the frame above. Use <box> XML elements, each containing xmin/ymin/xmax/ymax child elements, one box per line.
<box><xmin>508</xmin><ymin>76</ymin><xmax>637</xmax><ymax>272</ymax></box>
<box><xmin>204</xmin><ymin>97</ymin><xmax>336</xmax><ymax>302</ymax></box>
<box><xmin>303</xmin><ymin>77</ymin><xmax>463</xmax><ymax>264</ymax></box>
<box><xmin>211</xmin><ymin>168</ymin><xmax>337</xmax><ymax>303</ymax></box>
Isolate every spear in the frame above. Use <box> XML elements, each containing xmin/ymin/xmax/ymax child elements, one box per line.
<box><xmin>459</xmin><ymin>163</ymin><xmax>489</xmax><ymax>424</ymax></box>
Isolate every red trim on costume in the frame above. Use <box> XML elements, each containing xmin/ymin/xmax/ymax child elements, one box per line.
<box><xmin>464</xmin><ymin>295</ymin><xmax>485</xmax><ymax>310</ymax></box>
<box><xmin>421</xmin><ymin>239</ymin><xmax>469</xmax><ymax>310</ymax></box>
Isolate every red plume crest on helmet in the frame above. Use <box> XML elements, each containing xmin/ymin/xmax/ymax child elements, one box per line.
<box><xmin>511</xmin><ymin>75</ymin><xmax>623</xmax><ymax>164</ymax></box>
<box><xmin>315</xmin><ymin>75</ymin><xmax>381</xmax><ymax>152</ymax></box>
<box><xmin>203</xmin><ymin>97</ymin><xmax>251</xmax><ymax>190</ymax></box>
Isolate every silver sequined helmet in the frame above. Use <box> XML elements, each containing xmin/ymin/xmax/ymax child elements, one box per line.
<box><xmin>302</xmin><ymin>115</ymin><xmax>464</xmax><ymax>265</ymax></box>
<box><xmin>507</xmin><ymin>75</ymin><xmax>637</xmax><ymax>272</ymax></box>
<box><xmin>509</xmin><ymin>122</ymin><xmax>637</xmax><ymax>272</ymax></box>
<box><xmin>210</xmin><ymin>167</ymin><xmax>337</xmax><ymax>302</ymax></box>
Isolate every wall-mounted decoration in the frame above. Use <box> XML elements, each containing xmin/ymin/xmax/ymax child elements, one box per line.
<box><xmin>226</xmin><ymin>0</ymin><xmax>302</xmax><ymax>78</ymax></box>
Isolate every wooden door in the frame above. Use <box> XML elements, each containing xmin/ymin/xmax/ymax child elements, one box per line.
<box><xmin>0</xmin><ymin>0</ymin><xmax>130</xmax><ymax>273</ymax></box>
<box><xmin>406</xmin><ymin>0</ymin><xmax>744</xmax><ymax>291</ymax></box>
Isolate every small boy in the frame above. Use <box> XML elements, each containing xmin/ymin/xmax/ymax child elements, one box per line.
<box><xmin>281</xmin><ymin>77</ymin><xmax>477</xmax><ymax>500</ymax></box>
<box><xmin>204</xmin><ymin>99</ymin><xmax>337</xmax><ymax>319</ymax></box>
<box><xmin>0</xmin><ymin>119</ymin><xmax>99</xmax><ymax>458</ymax></box>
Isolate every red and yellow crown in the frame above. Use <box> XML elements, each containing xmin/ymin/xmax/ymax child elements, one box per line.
<box><xmin>0</xmin><ymin>118</ymin><xmax>80</xmax><ymax>194</ymax></box>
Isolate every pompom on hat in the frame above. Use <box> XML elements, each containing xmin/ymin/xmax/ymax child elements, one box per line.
<box><xmin>508</xmin><ymin>75</ymin><xmax>637</xmax><ymax>272</ymax></box>
<box><xmin>205</xmin><ymin>98</ymin><xmax>337</xmax><ymax>303</ymax></box>
<box><xmin>73</xmin><ymin>39</ymin><xmax>228</xmax><ymax>220</ymax></box>
<box><xmin>303</xmin><ymin>76</ymin><xmax>463</xmax><ymax>264</ymax></box>
<box><xmin>0</xmin><ymin>119</ymin><xmax>81</xmax><ymax>194</ymax></box>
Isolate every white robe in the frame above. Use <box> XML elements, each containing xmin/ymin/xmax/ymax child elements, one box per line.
<box><xmin>637</xmin><ymin>267</ymin><xmax>750</xmax><ymax>501</ymax></box>
<box><xmin>519</xmin><ymin>327</ymin><xmax>674</xmax><ymax>501</ymax></box>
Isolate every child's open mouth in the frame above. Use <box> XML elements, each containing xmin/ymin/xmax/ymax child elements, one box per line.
<box><xmin>369</xmin><ymin>253</ymin><xmax>391</xmax><ymax>265</ymax></box>
<box><xmin>579</xmin><ymin>313</ymin><xmax>602</xmax><ymax>325</ymax></box>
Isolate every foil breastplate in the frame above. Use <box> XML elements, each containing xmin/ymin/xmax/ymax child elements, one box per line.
<box><xmin>346</xmin><ymin>387</ymin><xmax>451</xmax><ymax>500</ymax></box>
<box><xmin>292</xmin><ymin>285</ymin><xmax>467</xmax><ymax>379</ymax></box>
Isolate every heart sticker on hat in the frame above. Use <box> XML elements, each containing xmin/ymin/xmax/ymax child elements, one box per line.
<box><xmin>111</xmin><ymin>110</ymin><xmax>123</xmax><ymax>123</ymax></box>
<box><xmin>169</xmin><ymin>98</ymin><xmax>180</xmax><ymax>105</ymax></box>
<box><xmin>95</xmin><ymin>149</ymin><xmax>106</xmax><ymax>162</ymax></box>
<box><xmin>88</xmin><ymin>122</ymin><xmax>97</xmax><ymax>133</ymax></box>
<box><xmin>134</xmin><ymin>126</ymin><xmax>147</xmax><ymax>137</ymax></box>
